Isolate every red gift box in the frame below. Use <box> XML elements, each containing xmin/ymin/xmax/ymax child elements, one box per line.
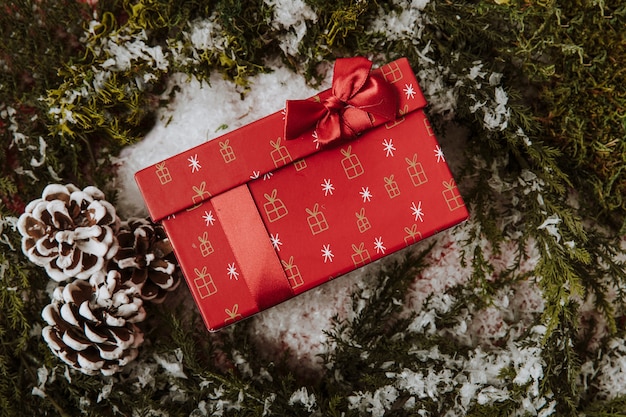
<box><xmin>135</xmin><ymin>57</ymin><xmax>469</xmax><ymax>331</ymax></box>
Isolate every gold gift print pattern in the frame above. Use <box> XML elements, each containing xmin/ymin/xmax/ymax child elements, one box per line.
<box><xmin>191</xmin><ymin>181</ymin><xmax>211</xmax><ymax>205</ymax></box>
<box><xmin>442</xmin><ymin>180</ymin><xmax>464</xmax><ymax>211</ymax></box>
<box><xmin>198</xmin><ymin>232</ymin><xmax>214</xmax><ymax>257</ymax></box>
<box><xmin>306</xmin><ymin>203</ymin><xmax>329</xmax><ymax>235</ymax></box>
<box><xmin>194</xmin><ymin>267</ymin><xmax>217</xmax><ymax>299</ymax></box>
<box><xmin>282</xmin><ymin>256</ymin><xmax>304</xmax><ymax>289</ymax></box>
<box><xmin>355</xmin><ymin>208</ymin><xmax>371</xmax><ymax>233</ymax></box>
<box><xmin>263</xmin><ymin>189</ymin><xmax>288</xmax><ymax>222</ymax></box>
<box><xmin>340</xmin><ymin>146</ymin><xmax>364</xmax><ymax>179</ymax></box>
<box><xmin>423</xmin><ymin>117</ymin><xmax>435</xmax><ymax>136</ymax></box>
<box><xmin>294</xmin><ymin>158</ymin><xmax>307</xmax><ymax>171</ymax></box>
<box><xmin>404</xmin><ymin>224</ymin><xmax>423</xmax><ymax>246</ymax></box>
<box><xmin>406</xmin><ymin>154</ymin><xmax>427</xmax><ymax>187</ymax></box>
<box><xmin>224</xmin><ymin>304</ymin><xmax>242</xmax><ymax>323</ymax></box>
<box><xmin>351</xmin><ymin>242</ymin><xmax>371</xmax><ymax>267</ymax></box>
<box><xmin>381</xmin><ymin>60</ymin><xmax>403</xmax><ymax>84</ymax></box>
<box><xmin>270</xmin><ymin>137</ymin><xmax>292</xmax><ymax>168</ymax></box>
<box><xmin>384</xmin><ymin>175</ymin><xmax>401</xmax><ymax>199</ymax></box>
<box><xmin>155</xmin><ymin>162</ymin><xmax>172</xmax><ymax>185</ymax></box>
<box><xmin>219</xmin><ymin>139</ymin><xmax>236</xmax><ymax>163</ymax></box>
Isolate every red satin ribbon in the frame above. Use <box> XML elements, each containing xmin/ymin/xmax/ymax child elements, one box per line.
<box><xmin>284</xmin><ymin>57</ymin><xmax>398</xmax><ymax>145</ymax></box>
<box><xmin>212</xmin><ymin>185</ymin><xmax>294</xmax><ymax>312</ymax></box>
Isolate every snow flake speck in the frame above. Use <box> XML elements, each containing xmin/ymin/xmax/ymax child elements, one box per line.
<box><xmin>468</xmin><ymin>62</ymin><xmax>487</xmax><ymax>81</ymax></box>
<box><xmin>288</xmin><ymin>387</ymin><xmax>317</xmax><ymax>412</ymax></box>
<box><xmin>99</xmin><ymin>28</ymin><xmax>168</xmax><ymax>72</ymax></box>
<box><xmin>264</xmin><ymin>0</ymin><xmax>317</xmax><ymax>56</ymax></box>
<box><xmin>537</xmin><ymin>214</ymin><xmax>562</xmax><ymax>243</ymax></box>
<box><xmin>154</xmin><ymin>348</ymin><xmax>188</xmax><ymax>379</ymax></box>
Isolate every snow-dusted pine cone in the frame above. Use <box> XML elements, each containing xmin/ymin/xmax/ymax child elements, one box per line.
<box><xmin>41</xmin><ymin>270</ymin><xmax>145</xmax><ymax>376</ymax></box>
<box><xmin>18</xmin><ymin>184</ymin><xmax>120</xmax><ymax>282</ymax></box>
<box><xmin>109</xmin><ymin>218</ymin><xmax>181</xmax><ymax>303</ymax></box>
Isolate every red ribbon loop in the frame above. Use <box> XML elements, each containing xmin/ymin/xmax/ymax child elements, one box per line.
<box><xmin>284</xmin><ymin>57</ymin><xmax>398</xmax><ymax>145</ymax></box>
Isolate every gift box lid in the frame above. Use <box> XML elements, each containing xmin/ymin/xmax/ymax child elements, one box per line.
<box><xmin>135</xmin><ymin>58</ymin><xmax>427</xmax><ymax>222</ymax></box>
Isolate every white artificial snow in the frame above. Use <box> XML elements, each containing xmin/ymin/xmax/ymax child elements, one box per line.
<box><xmin>169</xmin><ymin>15</ymin><xmax>227</xmax><ymax>67</ymax></box>
<box><xmin>537</xmin><ymin>214</ymin><xmax>563</xmax><ymax>243</ymax></box>
<box><xmin>481</xmin><ymin>87</ymin><xmax>510</xmax><ymax>131</ymax></box>
<box><xmin>188</xmin><ymin>17</ymin><xmax>226</xmax><ymax>52</ymax></box>
<box><xmin>582</xmin><ymin>337</ymin><xmax>626</xmax><ymax>400</ymax></box>
<box><xmin>464</xmin><ymin>61</ymin><xmax>513</xmax><ymax>131</ymax></box>
<box><xmin>97</xmin><ymin>380</ymin><xmax>114</xmax><ymax>403</ymax></box>
<box><xmin>288</xmin><ymin>387</ymin><xmax>317</xmax><ymax>412</ymax></box>
<box><xmin>468</xmin><ymin>62</ymin><xmax>487</xmax><ymax>81</ymax></box>
<box><xmin>0</xmin><ymin>216</ymin><xmax>17</xmax><ymax>253</ymax></box>
<box><xmin>348</xmin><ymin>385</ymin><xmax>399</xmax><ymax>416</ymax></box>
<box><xmin>1</xmin><ymin>104</ymin><xmax>26</xmax><ymax>146</ymax></box>
<box><xmin>100</xmin><ymin>29</ymin><xmax>168</xmax><ymax>72</ymax></box>
<box><xmin>154</xmin><ymin>348</ymin><xmax>188</xmax><ymax>379</ymax></box>
<box><xmin>264</xmin><ymin>0</ymin><xmax>317</xmax><ymax>56</ymax></box>
<box><xmin>369</xmin><ymin>0</ymin><xmax>430</xmax><ymax>41</ymax></box>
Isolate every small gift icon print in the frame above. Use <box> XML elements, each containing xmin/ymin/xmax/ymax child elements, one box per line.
<box><xmin>224</xmin><ymin>304</ymin><xmax>243</xmax><ymax>323</ymax></box>
<box><xmin>194</xmin><ymin>267</ymin><xmax>217</xmax><ymax>299</ymax></box>
<box><xmin>270</xmin><ymin>137</ymin><xmax>292</xmax><ymax>168</ymax></box>
<box><xmin>406</xmin><ymin>154</ymin><xmax>427</xmax><ymax>187</ymax></box>
<box><xmin>423</xmin><ymin>117</ymin><xmax>435</xmax><ymax>136</ymax></box>
<box><xmin>355</xmin><ymin>208</ymin><xmax>371</xmax><ymax>233</ymax></box>
<box><xmin>198</xmin><ymin>232</ymin><xmax>214</xmax><ymax>257</ymax></box>
<box><xmin>384</xmin><ymin>175</ymin><xmax>401</xmax><ymax>199</ymax></box>
<box><xmin>294</xmin><ymin>158</ymin><xmax>307</xmax><ymax>171</ymax></box>
<box><xmin>351</xmin><ymin>242</ymin><xmax>371</xmax><ymax>268</ymax></box>
<box><xmin>442</xmin><ymin>180</ymin><xmax>464</xmax><ymax>211</ymax></box>
<box><xmin>306</xmin><ymin>203</ymin><xmax>329</xmax><ymax>235</ymax></box>
<box><xmin>190</xmin><ymin>181</ymin><xmax>211</xmax><ymax>208</ymax></box>
<box><xmin>264</xmin><ymin>189</ymin><xmax>288</xmax><ymax>222</ymax></box>
<box><xmin>404</xmin><ymin>224</ymin><xmax>423</xmax><ymax>246</ymax></box>
<box><xmin>340</xmin><ymin>145</ymin><xmax>364</xmax><ymax>179</ymax></box>
<box><xmin>385</xmin><ymin>104</ymin><xmax>408</xmax><ymax>130</ymax></box>
<box><xmin>155</xmin><ymin>162</ymin><xmax>172</xmax><ymax>185</ymax></box>
<box><xmin>381</xmin><ymin>61</ymin><xmax>403</xmax><ymax>84</ymax></box>
<box><xmin>219</xmin><ymin>139</ymin><xmax>236</xmax><ymax>163</ymax></box>
<box><xmin>281</xmin><ymin>256</ymin><xmax>304</xmax><ymax>289</ymax></box>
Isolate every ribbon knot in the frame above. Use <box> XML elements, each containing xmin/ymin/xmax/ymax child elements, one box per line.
<box><xmin>284</xmin><ymin>57</ymin><xmax>398</xmax><ymax>145</ymax></box>
<box><xmin>324</xmin><ymin>95</ymin><xmax>345</xmax><ymax>113</ymax></box>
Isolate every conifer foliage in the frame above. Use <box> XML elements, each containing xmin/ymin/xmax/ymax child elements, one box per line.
<box><xmin>0</xmin><ymin>0</ymin><xmax>625</xmax><ymax>416</ymax></box>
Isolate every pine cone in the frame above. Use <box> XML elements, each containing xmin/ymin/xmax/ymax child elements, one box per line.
<box><xmin>18</xmin><ymin>184</ymin><xmax>120</xmax><ymax>282</ymax></box>
<box><xmin>41</xmin><ymin>270</ymin><xmax>146</xmax><ymax>376</ymax></box>
<box><xmin>109</xmin><ymin>218</ymin><xmax>181</xmax><ymax>303</ymax></box>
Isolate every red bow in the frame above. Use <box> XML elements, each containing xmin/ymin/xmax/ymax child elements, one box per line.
<box><xmin>284</xmin><ymin>57</ymin><xmax>398</xmax><ymax>145</ymax></box>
